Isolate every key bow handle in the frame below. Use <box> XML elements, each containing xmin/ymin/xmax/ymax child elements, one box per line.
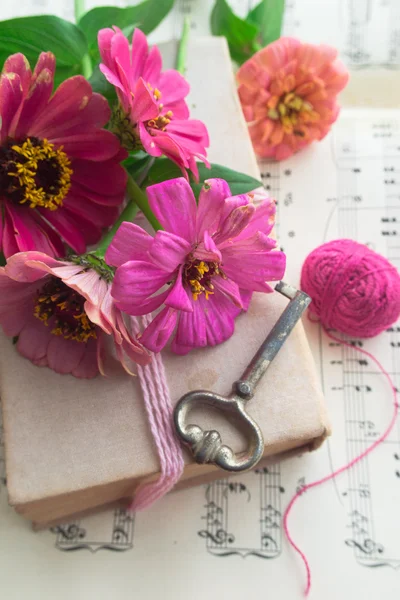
<box><xmin>173</xmin><ymin>390</ymin><xmax>264</xmax><ymax>472</ymax></box>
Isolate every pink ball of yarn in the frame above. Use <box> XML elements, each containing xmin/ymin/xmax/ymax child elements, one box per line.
<box><xmin>300</xmin><ymin>239</ymin><xmax>400</xmax><ymax>338</ymax></box>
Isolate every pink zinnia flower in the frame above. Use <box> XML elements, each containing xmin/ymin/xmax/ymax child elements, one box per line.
<box><xmin>237</xmin><ymin>37</ymin><xmax>349</xmax><ymax>160</ymax></box>
<box><xmin>0</xmin><ymin>252</ymin><xmax>150</xmax><ymax>378</ymax></box>
<box><xmin>106</xmin><ymin>178</ymin><xmax>286</xmax><ymax>354</ymax></box>
<box><xmin>0</xmin><ymin>52</ymin><xmax>127</xmax><ymax>258</ymax></box>
<box><xmin>98</xmin><ymin>27</ymin><xmax>209</xmax><ymax>179</ymax></box>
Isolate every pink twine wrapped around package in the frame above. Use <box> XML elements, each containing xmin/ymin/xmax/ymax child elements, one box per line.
<box><xmin>284</xmin><ymin>239</ymin><xmax>400</xmax><ymax>596</ymax></box>
<box><xmin>129</xmin><ymin>315</ymin><xmax>184</xmax><ymax>511</ymax></box>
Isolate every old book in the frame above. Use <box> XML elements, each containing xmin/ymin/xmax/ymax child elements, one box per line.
<box><xmin>1</xmin><ymin>37</ymin><xmax>330</xmax><ymax>527</ymax></box>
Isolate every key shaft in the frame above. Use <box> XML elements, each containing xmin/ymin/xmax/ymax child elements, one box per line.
<box><xmin>233</xmin><ymin>282</ymin><xmax>311</xmax><ymax>400</ymax></box>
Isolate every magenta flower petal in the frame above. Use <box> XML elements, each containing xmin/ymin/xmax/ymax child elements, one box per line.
<box><xmin>130</xmin><ymin>77</ymin><xmax>159</xmax><ymax>123</ymax></box>
<box><xmin>32</xmin><ymin>51</ymin><xmax>56</xmax><ymax>80</ymax></box>
<box><xmin>148</xmin><ymin>230</ymin><xmax>191</xmax><ymax>272</ymax></box>
<box><xmin>172</xmin><ymin>298</ymin><xmax>207</xmax><ymax>353</ymax></box>
<box><xmin>106</xmin><ymin>222</ymin><xmax>153</xmax><ymax>267</ymax></box>
<box><xmin>0</xmin><ymin>72</ymin><xmax>23</xmax><ymax>143</ymax></box>
<box><xmin>143</xmin><ymin>128</ymin><xmax>188</xmax><ymax>168</ymax></box>
<box><xmin>139</xmin><ymin>306</ymin><xmax>178</xmax><ymax>352</ymax></box>
<box><xmin>111</xmin><ymin>30</ymin><xmax>131</xmax><ymax>78</ymax></box>
<box><xmin>50</xmin><ymin>130</ymin><xmax>120</xmax><ymax>161</ymax></box>
<box><xmin>130</xmin><ymin>28</ymin><xmax>149</xmax><ymax>82</ymax></box>
<box><xmin>138</xmin><ymin>121</ymin><xmax>163</xmax><ymax>157</ymax></box>
<box><xmin>32</xmin><ymin>92</ymin><xmax>111</xmax><ymax>140</ymax></box>
<box><xmin>119</xmin><ymin>288</ymin><xmax>170</xmax><ymax>317</ymax></box>
<box><xmin>13</xmin><ymin>208</ymin><xmax>65</xmax><ymax>257</ymax></box>
<box><xmin>5</xmin><ymin>251</ymin><xmax>59</xmax><ymax>281</ymax></box>
<box><xmin>2</xmin><ymin>209</ymin><xmax>21</xmax><ymax>257</ymax></box>
<box><xmin>142</xmin><ymin>45</ymin><xmax>162</xmax><ymax>82</ymax></box>
<box><xmin>214</xmin><ymin>203</ymin><xmax>256</xmax><ymax>244</ymax></box>
<box><xmin>235</xmin><ymin>199</ymin><xmax>277</xmax><ymax>242</ymax></box>
<box><xmin>147</xmin><ymin>178</ymin><xmax>197</xmax><ymax>242</ymax></box>
<box><xmin>157</xmin><ymin>69</ymin><xmax>190</xmax><ymax>105</ymax></box>
<box><xmin>212</xmin><ymin>276</ymin><xmax>243</xmax><ymax>308</ymax></box>
<box><xmin>63</xmin><ymin>193</ymin><xmax>118</xmax><ymax>229</ymax></box>
<box><xmin>203</xmin><ymin>293</ymin><xmax>238</xmax><ymax>347</ymax></box>
<box><xmin>110</xmin><ymin>178</ymin><xmax>285</xmax><ymax>354</ymax></box>
<box><xmin>219</xmin><ymin>193</ymin><xmax>250</xmax><ymax>223</ymax></box>
<box><xmin>0</xmin><ymin>251</ymin><xmax>151</xmax><ymax>378</ymax></box>
<box><xmin>16</xmin><ymin>315</ymin><xmax>52</xmax><ymax>365</ymax></box>
<box><xmin>111</xmin><ymin>260</ymin><xmax>171</xmax><ymax>312</ymax></box>
<box><xmin>221</xmin><ymin>232</ymin><xmax>277</xmax><ymax>258</ymax></box>
<box><xmin>71</xmin><ymin>337</ymin><xmax>99</xmax><ymax>379</ymax></box>
<box><xmin>98</xmin><ymin>28</ymin><xmax>114</xmax><ymax>68</ymax></box>
<box><xmin>97</xmin><ymin>27</ymin><xmax>209</xmax><ymax>178</ymax></box>
<box><xmin>196</xmin><ymin>179</ymin><xmax>232</xmax><ymax>238</ymax></box>
<box><xmin>165</xmin><ymin>267</ymin><xmax>192</xmax><ymax>312</ymax></box>
<box><xmin>99</xmin><ymin>62</ymin><xmax>125</xmax><ymax>92</ymax></box>
<box><xmin>39</xmin><ymin>209</ymin><xmax>86</xmax><ymax>254</ymax></box>
<box><xmin>194</xmin><ymin>231</ymin><xmax>222</xmax><ymax>263</ymax></box>
<box><xmin>164</xmin><ymin>99</ymin><xmax>189</xmax><ymax>120</ymax></box>
<box><xmin>0</xmin><ymin>53</ymin><xmax>126</xmax><ymax>259</ymax></box>
<box><xmin>166</xmin><ymin>119</ymin><xmax>210</xmax><ymax>149</ymax></box>
<box><xmin>2</xmin><ymin>53</ymin><xmax>32</xmax><ymax>94</ymax></box>
<box><xmin>71</xmin><ymin>158</ymin><xmax>127</xmax><ymax>197</ymax></box>
<box><xmin>47</xmin><ymin>335</ymin><xmax>87</xmax><ymax>374</ymax></box>
<box><xmin>4</xmin><ymin>204</ymin><xmax>36</xmax><ymax>252</ymax></box>
<box><xmin>223</xmin><ymin>250</ymin><xmax>286</xmax><ymax>292</ymax></box>
<box><xmin>28</xmin><ymin>76</ymin><xmax>93</xmax><ymax>137</ymax></box>
<box><xmin>14</xmin><ymin>68</ymin><xmax>54</xmax><ymax>139</ymax></box>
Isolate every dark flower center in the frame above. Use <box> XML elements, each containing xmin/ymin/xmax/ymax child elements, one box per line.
<box><xmin>0</xmin><ymin>137</ymin><xmax>72</xmax><ymax>210</ymax></box>
<box><xmin>183</xmin><ymin>257</ymin><xmax>223</xmax><ymax>301</ymax></box>
<box><xmin>34</xmin><ymin>277</ymin><xmax>96</xmax><ymax>343</ymax></box>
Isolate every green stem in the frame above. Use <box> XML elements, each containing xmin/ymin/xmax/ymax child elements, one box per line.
<box><xmin>176</xmin><ymin>17</ymin><xmax>190</xmax><ymax>74</ymax></box>
<box><xmin>126</xmin><ymin>173</ymin><xmax>162</xmax><ymax>231</ymax></box>
<box><xmin>74</xmin><ymin>0</ymin><xmax>93</xmax><ymax>79</ymax></box>
<box><xmin>81</xmin><ymin>54</ymin><xmax>93</xmax><ymax>80</ymax></box>
<box><xmin>94</xmin><ymin>172</ymin><xmax>161</xmax><ymax>257</ymax></box>
<box><xmin>74</xmin><ymin>0</ymin><xmax>86</xmax><ymax>21</ymax></box>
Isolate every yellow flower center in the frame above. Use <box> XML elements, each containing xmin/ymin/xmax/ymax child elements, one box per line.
<box><xmin>1</xmin><ymin>137</ymin><xmax>72</xmax><ymax>210</ymax></box>
<box><xmin>147</xmin><ymin>111</ymin><xmax>173</xmax><ymax>132</ymax></box>
<box><xmin>34</xmin><ymin>277</ymin><xmax>97</xmax><ymax>343</ymax></box>
<box><xmin>147</xmin><ymin>82</ymin><xmax>162</xmax><ymax>102</ymax></box>
<box><xmin>267</xmin><ymin>92</ymin><xmax>320</xmax><ymax>135</ymax></box>
<box><xmin>183</xmin><ymin>258</ymin><xmax>223</xmax><ymax>301</ymax></box>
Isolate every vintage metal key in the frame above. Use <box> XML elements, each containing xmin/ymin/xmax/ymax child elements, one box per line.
<box><xmin>173</xmin><ymin>281</ymin><xmax>311</xmax><ymax>472</ymax></box>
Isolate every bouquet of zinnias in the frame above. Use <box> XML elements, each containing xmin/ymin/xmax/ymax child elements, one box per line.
<box><xmin>0</xmin><ymin>18</ymin><xmax>286</xmax><ymax>378</ymax></box>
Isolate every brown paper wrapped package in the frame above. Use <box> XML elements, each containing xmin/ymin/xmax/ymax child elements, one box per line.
<box><xmin>0</xmin><ymin>37</ymin><xmax>330</xmax><ymax>527</ymax></box>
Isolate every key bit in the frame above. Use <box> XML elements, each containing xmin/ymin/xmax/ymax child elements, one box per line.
<box><xmin>173</xmin><ymin>281</ymin><xmax>312</xmax><ymax>472</ymax></box>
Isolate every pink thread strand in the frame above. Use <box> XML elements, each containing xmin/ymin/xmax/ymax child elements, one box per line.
<box><xmin>283</xmin><ymin>329</ymin><xmax>399</xmax><ymax>596</ymax></box>
<box><xmin>129</xmin><ymin>315</ymin><xmax>184</xmax><ymax>511</ymax></box>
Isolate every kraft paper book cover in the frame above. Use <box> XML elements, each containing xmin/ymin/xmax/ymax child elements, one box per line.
<box><xmin>0</xmin><ymin>37</ymin><xmax>329</xmax><ymax>527</ymax></box>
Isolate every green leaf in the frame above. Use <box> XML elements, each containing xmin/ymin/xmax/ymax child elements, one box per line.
<box><xmin>210</xmin><ymin>0</ymin><xmax>261</xmax><ymax>64</ymax></box>
<box><xmin>78</xmin><ymin>0</ymin><xmax>174</xmax><ymax>64</ymax></box>
<box><xmin>141</xmin><ymin>158</ymin><xmax>262</xmax><ymax>198</ymax></box>
<box><xmin>247</xmin><ymin>0</ymin><xmax>285</xmax><ymax>46</ymax></box>
<box><xmin>0</xmin><ymin>16</ymin><xmax>88</xmax><ymax>87</ymax></box>
<box><xmin>88</xmin><ymin>65</ymin><xmax>117</xmax><ymax>104</ymax></box>
<box><xmin>125</xmin><ymin>153</ymin><xmax>154</xmax><ymax>184</ymax></box>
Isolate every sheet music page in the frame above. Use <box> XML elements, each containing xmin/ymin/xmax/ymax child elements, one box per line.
<box><xmin>1</xmin><ymin>2</ymin><xmax>400</xmax><ymax>599</ymax></box>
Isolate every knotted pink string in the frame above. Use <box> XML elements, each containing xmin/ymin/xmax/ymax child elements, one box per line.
<box><xmin>129</xmin><ymin>315</ymin><xmax>184</xmax><ymax>511</ymax></box>
<box><xmin>283</xmin><ymin>329</ymin><xmax>399</xmax><ymax>596</ymax></box>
